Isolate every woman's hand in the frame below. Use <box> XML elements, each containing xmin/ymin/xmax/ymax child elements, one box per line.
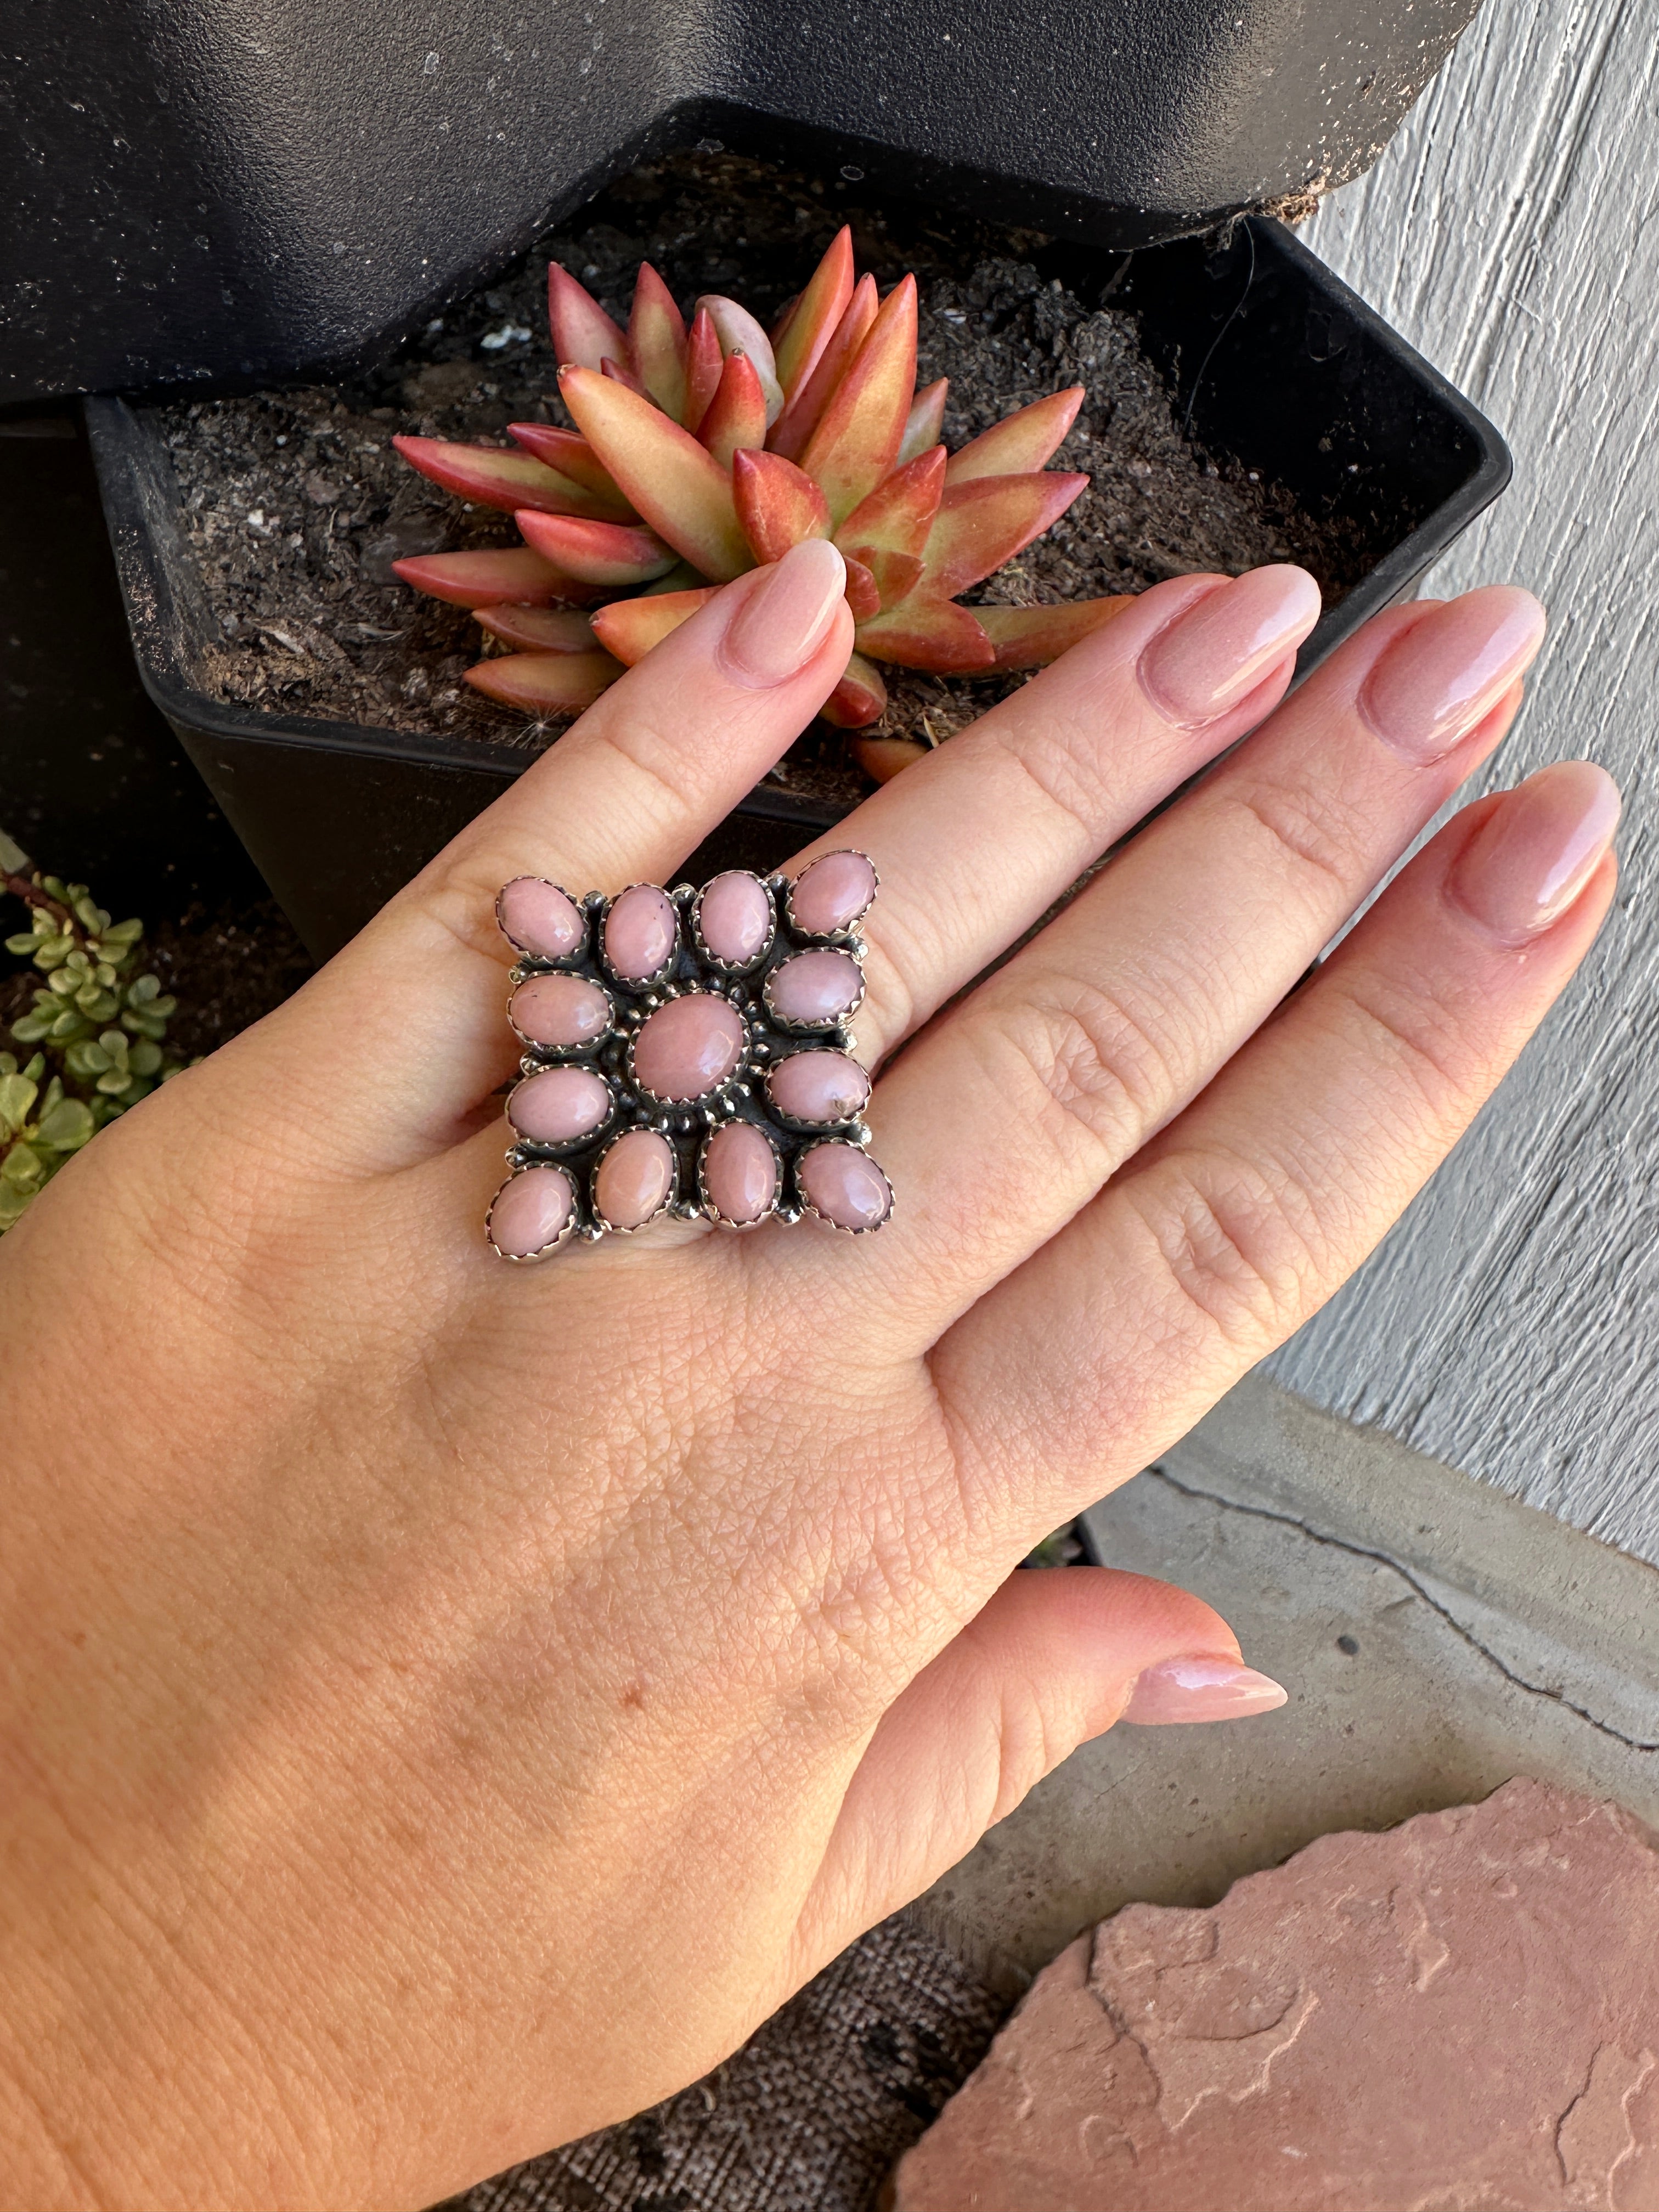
<box><xmin>0</xmin><ymin>540</ymin><xmax>1615</xmax><ymax>2209</ymax></box>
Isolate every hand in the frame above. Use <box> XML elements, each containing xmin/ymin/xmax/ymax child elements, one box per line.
<box><xmin>0</xmin><ymin>539</ymin><xmax>1615</xmax><ymax>2209</ymax></box>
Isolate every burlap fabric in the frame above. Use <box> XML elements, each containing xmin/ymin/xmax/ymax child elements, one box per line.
<box><xmin>439</xmin><ymin>1914</ymin><xmax>1003</xmax><ymax>2212</ymax></box>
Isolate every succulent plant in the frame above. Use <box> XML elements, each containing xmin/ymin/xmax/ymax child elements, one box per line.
<box><xmin>392</xmin><ymin>230</ymin><xmax>1128</xmax><ymax>761</ymax></box>
<box><xmin>1</xmin><ymin>851</ymin><xmax>187</xmax><ymax>1233</ymax></box>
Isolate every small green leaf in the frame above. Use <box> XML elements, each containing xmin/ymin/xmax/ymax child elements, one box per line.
<box><xmin>0</xmin><ymin>1074</ymin><xmax>38</xmax><ymax>1134</ymax></box>
<box><xmin>3</xmin><ymin>933</ymin><xmax>38</xmax><ymax>956</ymax></box>
<box><xmin>101</xmin><ymin>918</ymin><xmax>144</xmax><ymax>947</ymax></box>
<box><xmin>127</xmin><ymin>973</ymin><xmax>161</xmax><ymax>1005</ymax></box>
<box><xmin>35</xmin><ymin>1097</ymin><xmax>95</xmax><ymax>1151</ymax></box>
<box><xmin>128</xmin><ymin>1040</ymin><xmax>162</xmax><ymax>1077</ymax></box>
<box><xmin>9</xmin><ymin>1014</ymin><xmax>50</xmax><ymax>1043</ymax></box>
<box><xmin>1</xmin><ymin>1142</ymin><xmax>46</xmax><ymax>1190</ymax></box>
<box><xmin>0</xmin><ymin>1183</ymin><xmax>34</xmax><ymax>1231</ymax></box>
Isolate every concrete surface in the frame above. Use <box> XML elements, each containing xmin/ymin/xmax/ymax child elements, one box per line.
<box><xmin>913</xmin><ymin>1375</ymin><xmax>1659</xmax><ymax>1996</ymax></box>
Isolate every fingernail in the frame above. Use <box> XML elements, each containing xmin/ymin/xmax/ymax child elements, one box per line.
<box><xmin>1121</xmin><ymin>1654</ymin><xmax>1288</xmax><ymax>1725</ymax></box>
<box><xmin>1359</xmin><ymin>586</ymin><xmax>1545</xmax><ymax>764</ymax></box>
<box><xmin>1138</xmin><ymin>566</ymin><xmax>1322</xmax><ymax>725</ymax></box>
<box><xmin>1448</xmin><ymin>760</ymin><xmax>1621</xmax><ymax>945</ymax></box>
<box><xmin>720</xmin><ymin>538</ymin><xmax>847</xmax><ymax>687</ymax></box>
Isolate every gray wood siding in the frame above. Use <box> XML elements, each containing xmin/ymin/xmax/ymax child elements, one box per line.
<box><xmin>1266</xmin><ymin>0</ymin><xmax>1659</xmax><ymax>1557</ymax></box>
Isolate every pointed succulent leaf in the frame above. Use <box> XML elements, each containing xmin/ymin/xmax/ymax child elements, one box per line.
<box><xmin>474</xmin><ymin>605</ymin><xmax>600</xmax><ymax>653</ymax></box>
<box><xmin>854</xmin><ymin>597</ymin><xmax>997</xmax><ymax>673</ymax></box>
<box><xmin>899</xmin><ymin>378</ymin><xmax>949</xmax><ymax>466</ymax></box>
<box><xmin>698</xmin><ymin>351</ymin><xmax>769</xmax><ymax>470</ymax></box>
<box><xmin>628</xmin><ymin>263</ymin><xmax>688</xmax><ymax>419</ymax></box>
<box><xmin>464</xmin><ymin>650</ymin><xmax>624</xmax><ymax>713</ymax></box>
<box><xmin>682</xmin><ymin>308</ymin><xmax>724</xmax><ymax>435</ymax></box>
<box><xmin>800</xmin><ymin>276</ymin><xmax>918</xmax><ymax>528</ymax></box>
<box><xmin>590</xmin><ymin>587</ymin><xmax>719</xmax><ymax>667</ymax></box>
<box><xmin>854</xmin><ymin>735</ymin><xmax>929</xmax><ymax>783</ymax></box>
<box><xmin>774</xmin><ymin>225</ymin><xmax>855</xmax><ymax>399</ymax></box>
<box><xmin>393</xmin><ymin>548</ymin><xmax>599</xmax><ymax>608</ymax></box>
<box><xmin>849</xmin><ymin>546</ymin><xmax>926</xmax><ymax>610</ymax></box>
<box><xmin>835</xmin><ymin>445</ymin><xmax>947</xmax><ymax>566</ymax></box>
<box><xmin>548</xmin><ymin>261</ymin><xmax>628</xmax><ymax>370</ymax></box>
<box><xmin>919</xmin><ymin>472</ymin><xmax>1089</xmax><ymax>597</ymax></box>
<box><xmin>391</xmin><ymin>434</ymin><xmax>627</xmax><ymax>522</ymax></box>
<box><xmin>817</xmin><ymin>650</ymin><xmax>889</xmax><ymax>729</ymax></box>
<box><xmin>560</xmin><ymin>366</ymin><xmax>752</xmax><ymax>581</ymax></box>
<box><xmin>973</xmin><ymin>596</ymin><xmax>1133</xmax><ymax>670</ymax></box>
<box><xmin>944</xmin><ymin>387</ymin><xmax>1085</xmax><ymax>486</ymax></box>
<box><xmin>506</xmin><ymin>425</ymin><xmax>634</xmax><ymax>512</ymax></box>
<box><xmin>731</xmin><ymin>449</ymin><xmax>831</xmax><ymax>563</ymax></box>
<box><xmin>842</xmin><ymin>555</ymin><xmax>882</xmax><ymax>621</ymax></box>
<box><xmin>641</xmin><ymin>560</ymin><xmax>707</xmax><ymax>596</ymax></box>
<box><xmin>600</xmin><ymin>353</ymin><xmax>654</xmax><ymax>404</ymax></box>
<box><xmin>768</xmin><ymin>275</ymin><xmax>878</xmax><ymax>461</ymax></box>
<box><xmin>693</xmin><ymin>297</ymin><xmax>784</xmax><ymax>423</ymax></box>
<box><xmin>514</xmin><ymin>509</ymin><xmax>680</xmax><ymax>586</ymax></box>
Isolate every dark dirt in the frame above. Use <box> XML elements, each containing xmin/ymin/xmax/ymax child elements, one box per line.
<box><xmin>2</xmin><ymin>897</ymin><xmax>314</xmax><ymax>1064</ymax></box>
<box><xmin>155</xmin><ymin>148</ymin><xmax>1366</xmax><ymax>810</ymax></box>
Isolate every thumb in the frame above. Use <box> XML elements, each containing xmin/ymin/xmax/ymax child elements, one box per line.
<box><xmin>793</xmin><ymin>1567</ymin><xmax>1284</xmax><ymax>1968</ymax></box>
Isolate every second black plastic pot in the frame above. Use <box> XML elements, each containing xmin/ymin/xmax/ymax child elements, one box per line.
<box><xmin>87</xmin><ymin>213</ymin><xmax>1509</xmax><ymax>963</ymax></box>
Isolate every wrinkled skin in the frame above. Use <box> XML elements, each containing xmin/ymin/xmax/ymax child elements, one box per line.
<box><xmin>0</xmin><ymin>543</ymin><xmax>1615</xmax><ymax>2209</ymax></box>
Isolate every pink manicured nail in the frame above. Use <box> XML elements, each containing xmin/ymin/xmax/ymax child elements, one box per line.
<box><xmin>1359</xmin><ymin>586</ymin><xmax>1545</xmax><ymax>763</ymax></box>
<box><xmin>1448</xmin><ymin>761</ymin><xmax>1621</xmax><ymax>945</ymax></box>
<box><xmin>721</xmin><ymin>537</ymin><xmax>847</xmax><ymax>687</ymax></box>
<box><xmin>1121</xmin><ymin>1654</ymin><xmax>1288</xmax><ymax>1725</ymax></box>
<box><xmin>1138</xmin><ymin>566</ymin><xmax>1322</xmax><ymax>724</ymax></box>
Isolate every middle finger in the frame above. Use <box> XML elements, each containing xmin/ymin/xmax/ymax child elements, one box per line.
<box><xmin>767</xmin><ymin>583</ymin><xmax>1545</xmax><ymax>1338</ymax></box>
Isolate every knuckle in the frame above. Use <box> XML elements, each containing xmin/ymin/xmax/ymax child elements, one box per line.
<box><xmin>986</xmin><ymin>977</ymin><xmax>1178</xmax><ymax>1180</ymax></box>
<box><xmin>1135</xmin><ymin>1149</ymin><xmax>1324</xmax><ymax>1350</ymax></box>
<box><xmin>1231</xmin><ymin>776</ymin><xmax>1364</xmax><ymax>906</ymax></box>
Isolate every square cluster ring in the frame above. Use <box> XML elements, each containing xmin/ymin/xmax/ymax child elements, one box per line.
<box><xmin>484</xmin><ymin>850</ymin><xmax>893</xmax><ymax>1260</ymax></box>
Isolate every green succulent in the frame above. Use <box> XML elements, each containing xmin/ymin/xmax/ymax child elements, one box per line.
<box><xmin>1</xmin><ymin>850</ymin><xmax>190</xmax><ymax>1234</ymax></box>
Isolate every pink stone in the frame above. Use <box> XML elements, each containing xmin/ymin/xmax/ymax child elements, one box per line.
<box><xmin>487</xmin><ymin>1165</ymin><xmax>575</xmax><ymax>1257</ymax></box>
<box><xmin>594</xmin><ymin>1127</ymin><xmax>675</xmax><ymax>1229</ymax></box>
<box><xmin>633</xmin><ymin>991</ymin><xmax>746</xmax><ymax>1102</ymax></box>
<box><xmin>696</xmin><ymin>871</ymin><xmax>774</xmax><ymax>966</ymax></box>
<box><xmin>798</xmin><ymin>1142</ymin><xmax>891</xmax><ymax>1230</ymax></box>
<box><xmin>508</xmin><ymin>972</ymin><xmax>612</xmax><ymax>1048</ymax></box>
<box><xmin>702</xmin><ymin>1121</ymin><xmax>780</xmax><ymax>1224</ymax></box>
<box><xmin>506</xmin><ymin>1064</ymin><xmax>612</xmax><ymax>1143</ymax></box>
<box><xmin>604</xmin><ymin>883</ymin><xmax>678</xmax><ymax>980</ymax></box>
<box><xmin>766</xmin><ymin>949</ymin><xmax>864</xmax><ymax>1026</ymax></box>
<box><xmin>498</xmin><ymin>877</ymin><xmax>585</xmax><ymax>960</ymax></box>
<box><xmin>767</xmin><ymin>1049</ymin><xmax>871</xmax><ymax>1124</ymax></box>
<box><xmin>788</xmin><ymin>849</ymin><xmax>877</xmax><ymax>936</ymax></box>
<box><xmin>893</xmin><ymin>1779</ymin><xmax>1659</xmax><ymax>2212</ymax></box>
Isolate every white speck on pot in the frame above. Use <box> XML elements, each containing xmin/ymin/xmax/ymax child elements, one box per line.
<box><xmin>479</xmin><ymin>324</ymin><xmax>532</xmax><ymax>352</ymax></box>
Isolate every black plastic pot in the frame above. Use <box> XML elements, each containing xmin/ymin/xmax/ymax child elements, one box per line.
<box><xmin>8</xmin><ymin>0</ymin><xmax>1483</xmax><ymax>407</ymax></box>
<box><xmin>87</xmin><ymin>214</ymin><xmax>1509</xmax><ymax>962</ymax></box>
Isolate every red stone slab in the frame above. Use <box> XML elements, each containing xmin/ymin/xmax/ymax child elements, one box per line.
<box><xmin>891</xmin><ymin>1779</ymin><xmax>1659</xmax><ymax>2212</ymax></box>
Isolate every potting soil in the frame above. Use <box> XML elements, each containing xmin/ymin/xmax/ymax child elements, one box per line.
<box><xmin>156</xmin><ymin>150</ymin><xmax>1365</xmax><ymax>811</ymax></box>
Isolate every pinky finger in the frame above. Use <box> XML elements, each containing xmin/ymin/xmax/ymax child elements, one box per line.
<box><xmin>933</xmin><ymin>761</ymin><xmax>1622</xmax><ymax>1532</ymax></box>
<box><xmin>788</xmin><ymin>1566</ymin><xmax>1279</xmax><ymax>1978</ymax></box>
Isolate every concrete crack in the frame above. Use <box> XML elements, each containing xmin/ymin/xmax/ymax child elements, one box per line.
<box><xmin>1130</xmin><ymin>1465</ymin><xmax>1659</xmax><ymax>1756</ymax></box>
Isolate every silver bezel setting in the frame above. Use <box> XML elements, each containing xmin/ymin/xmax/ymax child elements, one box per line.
<box><xmin>761</xmin><ymin>947</ymin><xmax>869</xmax><ymax>1034</ymax></box>
<box><xmin>782</xmin><ymin>849</ymin><xmax>882</xmax><ymax>942</ymax></box>
<box><xmin>486</xmin><ymin>865</ymin><xmax>890</xmax><ymax>1255</ymax></box>
<box><xmin>485</xmin><ymin>1162</ymin><xmax>582</xmax><ymax>1261</ymax></box>
<box><xmin>690</xmin><ymin>870</ymin><xmax>777</xmax><ymax>976</ymax></box>
<box><xmin>793</xmin><ymin>1138</ymin><xmax>896</xmax><ymax>1237</ymax></box>
<box><xmin>495</xmin><ymin>878</ymin><xmax>590</xmax><ymax>966</ymax></box>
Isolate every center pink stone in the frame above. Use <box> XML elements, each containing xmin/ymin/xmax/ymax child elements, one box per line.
<box><xmin>633</xmin><ymin>992</ymin><xmax>746</xmax><ymax>1102</ymax></box>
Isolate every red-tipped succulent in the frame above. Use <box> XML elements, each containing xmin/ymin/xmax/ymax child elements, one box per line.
<box><xmin>393</xmin><ymin>230</ymin><xmax>1129</xmax><ymax>749</ymax></box>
